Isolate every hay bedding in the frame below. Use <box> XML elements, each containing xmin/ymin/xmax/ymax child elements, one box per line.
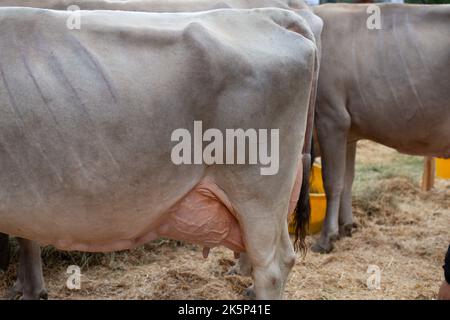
<box><xmin>0</xmin><ymin>141</ymin><xmax>449</xmax><ymax>299</ymax></box>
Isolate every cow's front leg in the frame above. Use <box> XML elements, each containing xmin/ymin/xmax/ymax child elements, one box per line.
<box><xmin>312</xmin><ymin>107</ymin><xmax>350</xmax><ymax>253</ymax></box>
<box><xmin>339</xmin><ymin>141</ymin><xmax>357</xmax><ymax>237</ymax></box>
<box><xmin>237</xmin><ymin>208</ymin><xmax>295</xmax><ymax>300</ymax></box>
<box><xmin>8</xmin><ymin>239</ymin><xmax>47</xmax><ymax>300</ymax></box>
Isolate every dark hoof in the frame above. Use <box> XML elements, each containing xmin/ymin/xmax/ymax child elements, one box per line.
<box><xmin>6</xmin><ymin>288</ymin><xmax>22</xmax><ymax>300</ymax></box>
<box><xmin>39</xmin><ymin>290</ymin><xmax>48</xmax><ymax>300</ymax></box>
<box><xmin>330</xmin><ymin>234</ymin><xmax>340</xmax><ymax>242</ymax></box>
<box><xmin>244</xmin><ymin>285</ymin><xmax>256</xmax><ymax>299</ymax></box>
<box><xmin>7</xmin><ymin>287</ymin><xmax>48</xmax><ymax>300</ymax></box>
<box><xmin>225</xmin><ymin>266</ymin><xmax>238</xmax><ymax>276</ymax></box>
<box><xmin>339</xmin><ymin>224</ymin><xmax>353</xmax><ymax>238</ymax></box>
<box><xmin>21</xmin><ymin>289</ymin><xmax>48</xmax><ymax>300</ymax></box>
<box><xmin>311</xmin><ymin>240</ymin><xmax>334</xmax><ymax>254</ymax></box>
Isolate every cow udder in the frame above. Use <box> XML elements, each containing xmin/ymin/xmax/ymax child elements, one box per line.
<box><xmin>157</xmin><ymin>180</ymin><xmax>245</xmax><ymax>253</ymax></box>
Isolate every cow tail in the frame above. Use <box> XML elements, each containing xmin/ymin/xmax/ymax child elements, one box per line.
<box><xmin>293</xmin><ymin>138</ymin><xmax>315</xmax><ymax>255</ymax></box>
<box><xmin>293</xmin><ymin>42</ymin><xmax>319</xmax><ymax>255</ymax></box>
<box><xmin>0</xmin><ymin>233</ymin><xmax>10</xmax><ymax>272</ymax></box>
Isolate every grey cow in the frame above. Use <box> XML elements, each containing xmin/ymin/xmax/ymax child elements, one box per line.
<box><xmin>0</xmin><ymin>0</ymin><xmax>323</xmax><ymax>300</ymax></box>
<box><xmin>311</xmin><ymin>4</ymin><xmax>450</xmax><ymax>253</ymax></box>
<box><xmin>0</xmin><ymin>7</ymin><xmax>317</xmax><ymax>299</ymax></box>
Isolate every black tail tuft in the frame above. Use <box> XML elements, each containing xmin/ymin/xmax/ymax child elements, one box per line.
<box><xmin>0</xmin><ymin>233</ymin><xmax>10</xmax><ymax>272</ymax></box>
<box><xmin>293</xmin><ymin>138</ymin><xmax>316</xmax><ymax>256</ymax></box>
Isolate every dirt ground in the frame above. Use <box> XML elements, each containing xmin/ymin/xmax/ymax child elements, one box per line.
<box><xmin>1</xmin><ymin>141</ymin><xmax>449</xmax><ymax>300</ymax></box>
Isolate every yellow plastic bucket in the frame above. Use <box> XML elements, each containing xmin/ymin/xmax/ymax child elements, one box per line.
<box><xmin>289</xmin><ymin>193</ymin><xmax>326</xmax><ymax>235</ymax></box>
<box><xmin>308</xmin><ymin>193</ymin><xmax>327</xmax><ymax>234</ymax></box>
<box><xmin>289</xmin><ymin>163</ymin><xmax>326</xmax><ymax>235</ymax></box>
<box><xmin>311</xmin><ymin>163</ymin><xmax>324</xmax><ymax>194</ymax></box>
<box><xmin>436</xmin><ymin>158</ymin><xmax>450</xmax><ymax>179</ymax></box>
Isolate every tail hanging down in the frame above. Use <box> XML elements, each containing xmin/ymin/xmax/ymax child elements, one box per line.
<box><xmin>293</xmin><ymin>136</ymin><xmax>316</xmax><ymax>255</ymax></box>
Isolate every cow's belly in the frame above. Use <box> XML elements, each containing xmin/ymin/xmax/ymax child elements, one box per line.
<box><xmin>74</xmin><ymin>178</ymin><xmax>247</xmax><ymax>253</ymax></box>
<box><xmin>347</xmin><ymin>87</ymin><xmax>450</xmax><ymax>157</ymax></box>
<box><xmin>0</xmin><ymin>177</ymin><xmax>245</xmax><ymax>253</ymax></box>
<box><xmin>351</xmin><ymin>112</ymin><xmax>450</xmax><ymax>158</ymax></box>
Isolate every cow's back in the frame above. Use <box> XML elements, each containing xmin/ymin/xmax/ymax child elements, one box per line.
<box><xmin>0</xmin><ymin>0</ymin><xmax>307</xmax><ymax>11</ymax></box>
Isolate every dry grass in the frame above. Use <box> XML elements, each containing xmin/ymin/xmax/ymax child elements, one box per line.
<box><xmin>1</xmin><ymin>141</ymin><xmax>449</xmax><ymax>300</ymax></box>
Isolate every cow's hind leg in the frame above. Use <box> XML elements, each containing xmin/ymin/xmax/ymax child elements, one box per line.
<box><xmin>8</xmin><ymin>239</ymin><xmax>47</xmax><ymax>300</ymax></box>
<box><xmin>339</xmin><ymin>141</ymin><xmax>357</xmax><ymax>237</ymax></box>
<box><xmin>237</xmin><ymin>208</ymin><xmax>295</xmax><ymax>300</ymax></box>
<box><xmin>227</xmin><ymin>253</ymin><xmax>252</xmax><ymax>277</ymax></box>
<box><xmin>312</xmin><ymin>103</ymin><xmax>350</xmax><ymax>253</ymax></box>
<box><xmin>226</xmin><ymin>253</ymin><xmax>255</xmax><ymax>298</ymax></box>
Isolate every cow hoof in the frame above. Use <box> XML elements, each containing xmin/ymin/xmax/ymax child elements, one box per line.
<box><xmin>39</xmin><ymin>289</ymin><xmax>48</xmax><ymax>300</ymax></box>
<box><xmin>7</xmin><ymin>287</ymin><xmax>48</xmax><ymax>300</ymax></box>
<box><xmin>6</xmin><ymin>287</ymin><xmax>22</xmax><ymax>300</ymax></box>
<box><xmin>22</xmin><ymin>289</ymin><xmax>48</xmax><ymax>300</ymax></box>
<box><xmin>311</xmin><ymin>241</ymin><xmax>333</xmax><ymax>254</ymax></box>
<box><xmin>330</xmin><ymin>233</ymin><xmax>340</xmax><ymax>242</ymax></box>
<box><xmin>339</xmin><ymin>224</ymin><xmax>353</xmax><ymax>237</ymax></box>
<box><xmin>244</xmin><ymin>285</ymin><xmax>256</xmax><ymax>299</ymax></box>
<box><xmin>225</xmin><ymin>266</ymin><xmax>238</xmax><ymax>276</ymax></box>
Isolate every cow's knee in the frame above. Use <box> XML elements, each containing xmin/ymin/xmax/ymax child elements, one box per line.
<box><xmin>253</xmin><ymin>263</ymin><xmax>284</xmax><ymax>300</ymax></box>
<box><xmin>284</xmin><ymin>253</ymin><xmax>296</xmax><ymax>272</ymax></box>
<box><xmin>252</xmin><ymin>249</ymin><xmax>294</xmax><ymax>299</ymax></box>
